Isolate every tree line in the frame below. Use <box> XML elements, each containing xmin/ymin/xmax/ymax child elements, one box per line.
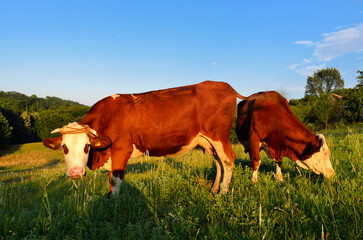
<box><xmin>289</xmin><ymin>68</ymin><xmax>362</xmax><ymax>130</ymax></box>
<box><xmin>0</xmin><ymin>92</ymin><xmax>89</xmax><ymax>148</ymax></box>
<box><xmin>1</xmin><ymin>68</ymin><xmax>362</xmax><ymax>148</ymax></box>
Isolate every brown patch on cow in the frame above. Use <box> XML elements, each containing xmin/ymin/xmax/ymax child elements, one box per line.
<box><xmin>43</xmin><ymin>136</ymin><xmax>62</xmax><ymax>150</ymax></box>
<box><xmin>62</xmin><ymin>144</ymin><xmax>69</xmax><ymax>154</ymax></box>
<box><xmin>112</xmin><ymin>170</ymin><xmax>125</xmax><ymax>180</ymax></box>
<box><xmin>84</xmin><ymin>143</ymin><xmax>89</xmax><ymax>154</ymax></box>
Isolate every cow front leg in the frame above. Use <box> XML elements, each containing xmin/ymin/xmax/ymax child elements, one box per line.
<box><xmin>107</xmin><ymin>171</ymin><xmax>113</xmax><ymax>198</ymax></box>
<box><xmin>109</xmin><ymin>145</ymin><xmax>132</xmax><ymax>197</ymax></box>
<box><xmin>275</xmin><ymin>161</ymin><xmax>283</xmax><ymax>182</ymax></box>
<box><xmin>111</xmin><ymin>170</ymin><xmax>125</xmax><ymax>195</ymax></box>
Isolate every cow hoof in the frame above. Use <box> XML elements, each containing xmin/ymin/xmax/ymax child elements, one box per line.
<box><xmin>219</xmin><ymin>183</ymin><xmax>230</xmax><ymax>194</ymax></box>
<box><xmin>108</xmin><ymin>191</ymin><xmax>120</xmax><ymax>199</ymax></box>
<box><xmin>219</xmin><ymin>189</ymin><xmax>229</xmax><ymax>195</ymax></box>
<box><xmin>251</xmin><ymin>177</ymin><xmax>258</xmax><ymax>184</ymax></box>
<box><xmin>210</xmin><ymin>187</ymin><xmax>219</xmax><ymax>194</ymax></box>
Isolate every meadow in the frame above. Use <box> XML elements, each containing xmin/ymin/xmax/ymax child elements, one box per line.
<box><xmin>0</xmin><ymin>125</ymin><xmax>362</xmax><ymax>239</ymax></box>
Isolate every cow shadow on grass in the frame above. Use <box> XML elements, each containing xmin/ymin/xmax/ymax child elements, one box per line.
<box><xmin>3</xmin><ymin>171</ymin><xmax>167</xmax><ymax>239</ymax></box>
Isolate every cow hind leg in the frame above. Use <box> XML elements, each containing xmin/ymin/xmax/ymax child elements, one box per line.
<box><xmin>251</xmin><ymin>162</ymin><xmax>260</xmax><ymax>183</ymax></box>
<box><xmin>209</xmin><ymin>140</ymin><xmax>236</xmax><ymax>194</ymax></box>
<box><xmin>210</xmin><ymin>153</ymin><xmax>222</xmax><ymax>194</ymax></box>
<box><xmin>250</xmin><ymin>137</ymin><xmax>261</xmax><ymax>183</ymax></box>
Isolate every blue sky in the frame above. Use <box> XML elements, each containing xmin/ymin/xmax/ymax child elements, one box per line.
<box><xmin>1</xmin><ymin>0</ymin><xmax>363</xmax><ymax>105</ymax></box>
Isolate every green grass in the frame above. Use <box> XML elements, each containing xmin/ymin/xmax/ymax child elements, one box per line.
<box><xmin>0</xmin><ymin>125</ymin><xmax>362</xmax><ymax>239</ymax></box>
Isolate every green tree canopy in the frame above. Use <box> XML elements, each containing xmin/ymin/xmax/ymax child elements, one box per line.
<box><xmin>0</xmin><ymin>110</ymin><xmax>12</xmax><ymax>147</ymax></box>
<box><xmin>305</xmin><ymin>67</ymin><xmax>344</xmax><ymax>97</ymax></box>
<box><xmin>356</xmin><ymin>70</ymin><xmax>363</xmax><ymax>89</ymax></box>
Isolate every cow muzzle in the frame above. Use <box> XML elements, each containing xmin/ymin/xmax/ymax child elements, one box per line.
<box><xmin>69</xmin><ymin>166</ymin><xmax>86</xmax><ymax>179</ymax></box>
<box><xmin>323</xmin><ymin>169</ymin><xmax>335</xmax><ymax>179</ymax></box>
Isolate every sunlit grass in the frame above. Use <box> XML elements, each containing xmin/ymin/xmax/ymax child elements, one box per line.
<box><xmin>0</xmin><ymin>125</ymin><xmax>362</xmax><ymax>239</ymax></box>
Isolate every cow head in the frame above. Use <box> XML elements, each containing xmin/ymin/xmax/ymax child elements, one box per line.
<box><xmin>296</xmin><ymin>134</ymin><xmax>335</xmax><ymax>178</ymax></box>
<box><xmin>43</xmin><ymin>122</ymin><xmax>112</xmax><ymax>179</ymax></box>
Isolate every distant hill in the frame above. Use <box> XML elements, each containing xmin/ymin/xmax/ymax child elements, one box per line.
<box><xmin>0</xmin><ymin>91</ymin><xmax>90</xmax><ymax>147</ymax></box>
<box><xmin>0</xmin><ymin>91</ymin><xmax>87</xmax><ymax>114</ymax></box>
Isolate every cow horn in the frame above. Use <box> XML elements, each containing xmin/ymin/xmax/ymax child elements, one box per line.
<box><xmin>51</xmin><ymin>127</ymin><xmax>64</xmax><ymax>134</ymax></box>
<box><xmin>88</xmin><ymin>128</ymin><xmax>99</xmax><ymax>138</ymax></box>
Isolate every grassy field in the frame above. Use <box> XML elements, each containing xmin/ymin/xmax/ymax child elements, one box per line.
<box><xmin>0</xmin><ymin>125</ymin><xmax>362</xmax><ymax>239</ymax></box>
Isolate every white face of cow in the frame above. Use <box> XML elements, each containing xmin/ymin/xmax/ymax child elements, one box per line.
<box><xmin>296</xmin><ymin>134</ymin><xmax>335</xmax><ymax>178</ymax></box>
<box><xmin>43</xmin><ymin>122</ymin><xmax>112</xmax><ymax>179</ymax></box>
<box><xmin>61</xmin><ymin>132</ymin><xmax>91</xmax><ymax>178</ymax></box>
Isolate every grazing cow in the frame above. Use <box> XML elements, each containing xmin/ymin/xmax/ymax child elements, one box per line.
<box><xmin>43</xmin><ymin>81</ymin><xmax>246</xmax><ymax>196</ymax></box>
<box><xmin>235</xmin><ymin>91</ymin><xmax>335</xmax><ymax>182</ymax></box>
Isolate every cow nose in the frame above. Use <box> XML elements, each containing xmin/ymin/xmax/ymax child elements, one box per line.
<box><xmin>69</xmin><ymin>166</ymin><xmax>86</xmax><ymax>179</ymax></box>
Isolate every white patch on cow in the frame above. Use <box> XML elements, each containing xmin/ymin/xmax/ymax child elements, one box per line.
<box><xmin>251</xmin><ymin>161</ymin><xmax>260</xmax><ymax>183</ymax></box>
<box><xmin>110</xmin><ymin>94</ymin><xmax>120</xmax><ymax>100</ymax></box>
<box><xmin>166</xmin><ymin>133</ymin><xmax>213</xmax><ymax>157</ymax></box>
<box><xmin>101</xmin><ymin>145</ymin><xmax>142</xmax><ymax>171</ymax></box>
<box><xmin>198</xmin><ymin>136</ymin><xmax>234</xmax><ymax>194</ymax></box>
<box><xmin>102</xmin><ymin>157</ymin><xmax>112</xmax><ymax>171</ymax></box>
<box><xmin>111</xmin><ymin>174</ymin><xmax>123</xmax><ymax>195</ymax></box>
<box><xmin>296</xmin><ymin>160</ymin><xmax>309</xmax><ymax>170</ymax></box>
<box><xmin>62</xmin><ymin>132</ymin><xmax>90</xmax><ymax>177</ymax></box>
<box><xmin>275</xmin><ymin>162</ymin><xmax>283</xmax><ymax>182</ymax></box>
<box><xmin>296</xmin><ymin>134</ymin><xmax>335</xmax><ymax>178</ymax></box>
<box><xmin>130</xmin><ymin>144</ymin><xmax>144</xmax><ymax>158</ymax></box>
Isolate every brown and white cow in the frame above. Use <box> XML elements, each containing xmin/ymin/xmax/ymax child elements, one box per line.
<box><xmin>236</xmin><ymin>91</ymin><xmax>335</xmax><ymax>182</ymax></box>
<box><xmin>43</xmin><ymin>81</ymin><xmax>247</xmax><ymax>196</ymax></box>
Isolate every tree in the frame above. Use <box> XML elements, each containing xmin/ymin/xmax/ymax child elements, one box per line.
<box><xmin>356</xmin><ymin>70</ymin><xmax>363</xmax><ymax>89</ymax></box>
<box><xmin>305</xmin><ymin>67</ymin><xmax>344</xmax><ymax>97</ymax></box>
<box><xmin>344</xmin><ymin>71</ymin><xmax>363</xmax><ymax>123</ymax></box>
<box><xmin>0</xmin><ymin>110</ymin><xmax>12</xmax><ymax>148</ymax></box>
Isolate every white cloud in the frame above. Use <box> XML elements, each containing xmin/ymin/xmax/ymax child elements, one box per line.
<box><xmin>303</xmin><ymin>58</ymin><xmax>312</xmax><ymax>63</ymax></box>
<box><xmin>314</xmin><ymin>23</ymin><xmax>363</xmax><ymax>61</ymax></box>
<box><xmin>294</xmin><ymin>41</ymin><xmax>314</xmax><ymax>46</ymax></box>
<box><xmin>288</xmin><ymin>63</ymin><xmax>299</xmax><ymax>69</ymax></box>
<box><xmin>290</xmin><ymin>23</ymin><xmax>363</xmax><ymax>76</ymax></box>
<box><xmin>296</xmin><ymin>64</ymin><xmax>326</xmax><ymax>77</ymax></box>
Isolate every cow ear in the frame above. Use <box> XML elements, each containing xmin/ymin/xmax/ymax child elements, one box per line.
<box><xmin>317</xmin><ymin>134</ymin><xmax>328</xmax><ymax>151</ymax></box>
<box><xmin>43</xmin><ymin>136</ymin><xmax>62</xmax><ymax>150</ymax></box>
<box><xmin>90</xmin><ymin>135</ymin><xmax>112</xmax><ymax>150</ymax></box>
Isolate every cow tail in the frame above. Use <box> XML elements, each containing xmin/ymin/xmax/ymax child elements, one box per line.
<box><xmin>236</xmin><ymin>92</ymin><xmax>249</xmax><ymax>100</ymax></box>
